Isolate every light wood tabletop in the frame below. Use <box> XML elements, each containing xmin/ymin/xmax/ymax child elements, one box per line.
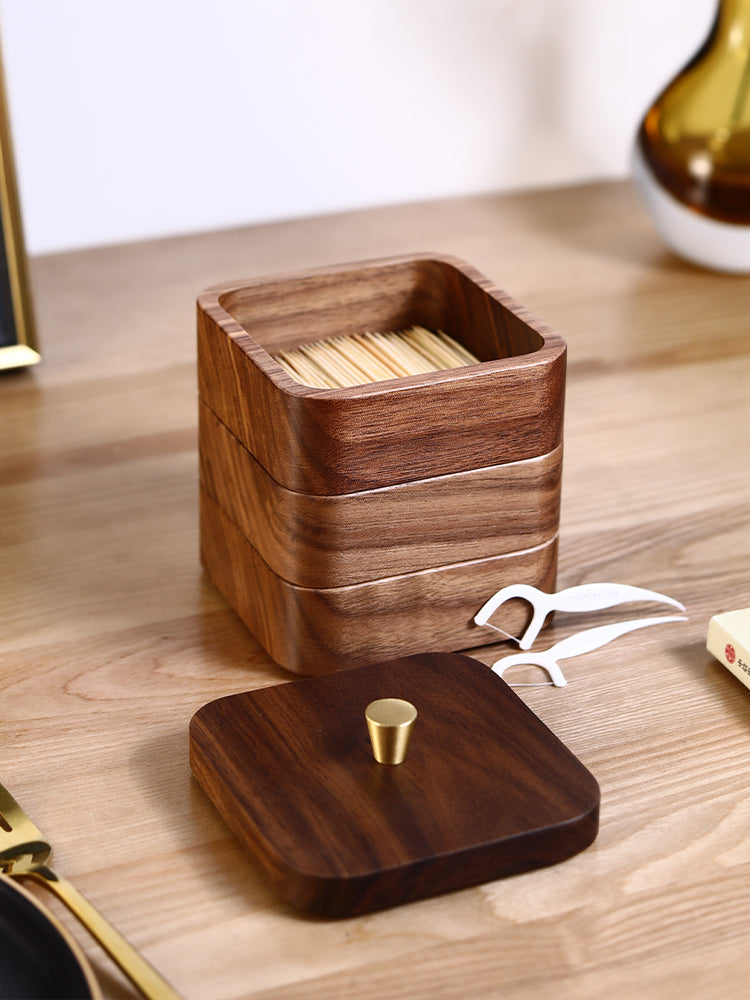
<box><xmin>3</xmin><ymin>179</ymin><xmax>750</xmax><ymax>999</ymax></box>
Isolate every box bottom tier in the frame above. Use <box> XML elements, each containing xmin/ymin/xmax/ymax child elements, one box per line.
<box><xmin>200</xmin><ymin>488</ymin><xmax>558</xmax><ymax>674</ymax></box>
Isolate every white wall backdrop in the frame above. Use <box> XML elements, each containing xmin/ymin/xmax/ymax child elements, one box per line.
<box><xmin>0</xmin><ymin>0</ymin><xmax>716</xmax><ymax>254</ymax></box>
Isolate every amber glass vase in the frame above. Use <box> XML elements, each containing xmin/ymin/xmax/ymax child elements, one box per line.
<box><xmin>634</xmin><ymin>0</ymin><xmax>750</xmax><ymax>271</ymax></box>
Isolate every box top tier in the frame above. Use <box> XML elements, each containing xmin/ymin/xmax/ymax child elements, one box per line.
<box><xmin>197</xmin><ymin>254</ymin><xmax>566</xmax><ymax>494</ymax></box>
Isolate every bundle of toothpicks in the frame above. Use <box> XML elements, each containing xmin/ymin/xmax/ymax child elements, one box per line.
<box><xmin>273</xmin><ymin>325</ymin><xmax>480</xmax><ymax>389</ymax></box>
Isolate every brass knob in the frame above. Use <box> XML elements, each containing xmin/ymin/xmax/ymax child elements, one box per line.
<box><xmin>365</xmin><ymin>699</ymin><xmax>417</xmax><ymax>765</ymax></box>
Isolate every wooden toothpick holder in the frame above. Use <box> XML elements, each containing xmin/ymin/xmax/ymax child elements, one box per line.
<box><xmin>197</xmin><ymin>254</ymin><xmax>566</xmax><ymax>674</ymax></box>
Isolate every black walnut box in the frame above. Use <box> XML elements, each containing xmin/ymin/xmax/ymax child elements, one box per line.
<box><xmin>197</xmin><ymin>254</ymin><xmax>566</xmax><ymax>674</ymax></box>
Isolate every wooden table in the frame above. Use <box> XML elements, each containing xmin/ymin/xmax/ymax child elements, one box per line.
<box><xmin>4</xmin><ymin>180</ymin><xmax>750</xmax><ymax>999</ymax></box>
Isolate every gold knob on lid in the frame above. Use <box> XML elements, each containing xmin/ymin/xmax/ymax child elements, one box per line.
<box><xmin>365</xmin><ymin>699</ymin><xmax>417</xmax><ymax>765</ymax></box>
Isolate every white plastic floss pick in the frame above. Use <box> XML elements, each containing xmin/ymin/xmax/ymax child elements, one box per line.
<box><xmin>474</xmin><ymin>582</ymin><xmax>686</xmax><ymax>650</ymax></box>
<box><xmin>489</xmin><ymin>615</ymin><xmax>687</xmax><ymax>688</ymax></box>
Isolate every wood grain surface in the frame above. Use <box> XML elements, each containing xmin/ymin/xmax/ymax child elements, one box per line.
<box><xmin>197</xmin><ymin>255</ymin><xmax>566</xmax><ymax>494</ymax></box>
<box><xmin>189</xmin><ymin>652</ymin><xmax>599</xmax><ymax>916</ymax></box>
<box><xmin>199</xmin><ymin>400</ymin><xmax>562</xmax><ymax>587</ymax></box>
<box><xmin>199</xmin><ymin>487</ymin><xmax>556</xmax><ymax>674</ymax></box>
<box><xmin>4</xmin><ymin>180</ymin><xmax>750</xmax><ymax>998</ymax></box>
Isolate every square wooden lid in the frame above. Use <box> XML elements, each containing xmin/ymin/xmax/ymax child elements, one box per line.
<box><xmin>189</xmin><ymin>652</ymin><xmax>599</xmax><ymax>916</ymax></box>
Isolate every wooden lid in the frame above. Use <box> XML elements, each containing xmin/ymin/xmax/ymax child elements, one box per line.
<box><xmin>189</xmin><ymin>651</ymin><xmax>599</xmax><ymax>916</ymax></box>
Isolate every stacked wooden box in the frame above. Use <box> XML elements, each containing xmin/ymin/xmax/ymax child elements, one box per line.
<box><xmin>197</xmin><ymin>254</ymin><xmax>566</xmax><ymax>674</ymax></box>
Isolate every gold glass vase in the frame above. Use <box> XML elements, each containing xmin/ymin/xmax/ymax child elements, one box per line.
<box><xmin>634</xmin><ymin>0</ymin><xmax>750</xmax><ymax>271</ymax></box>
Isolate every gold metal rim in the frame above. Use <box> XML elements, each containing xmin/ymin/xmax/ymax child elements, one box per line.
<box><xmin>0</xmin><ymin>872</ymin><xmax>102</xmax><ymax>999</ymax></box>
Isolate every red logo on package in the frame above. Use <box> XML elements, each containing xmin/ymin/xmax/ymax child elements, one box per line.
<box><xmin>726</xmin><ymin>643</ymin><xmax>736</xmax><ymax>664</ymax></box>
